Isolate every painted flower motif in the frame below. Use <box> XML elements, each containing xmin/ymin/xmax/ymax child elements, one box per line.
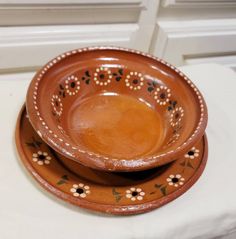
<box><xmin>170</xmin><ymin>106</ymin><xmax>184</xmax><ymax>127</ymax></box>
<box><xmin>65</xmin><ymin>75</ymin><xmax>80</xmax><ymax>95</ymax></box>
<box><xmin>154</xmin><ymin>85</ymin><xmax>171</xmax><ymax>105</ymax></box>
<box><xmin>51</xmin><ymin>95</ymin><xmax>63</xmax><ymax>116</ymax></box>
<box><xmin>32</xmin><ymin>151</ymin><xmax>51</xmax><ymax>165</ymax></box>
<box><xmin>70</xmin><ymin>183</ymin><xmax>90</xmax><ymax>198</ymax></box>
<box><xmin>126</xmin><ymin>187</ymin><xmax>145</xmax><ymax>201</ymax></box>
<box><xmin>94</xmin><ymin>67</ymin><xmax>112</xmax><ymax>86</ymax></box>
<box><xmin>166</xmin><ymin>174</ymin><xmax>185</xmax><ymax>187</ymax></box>
<box><xmin>185</xmin><ymin>147</ymin><xmax>200</xmax><ymax>159</ymax></box>
<box><xmin>125</xmin><ymin>71</ymin><xmax>144</xmax><ymax>90</ymax></box>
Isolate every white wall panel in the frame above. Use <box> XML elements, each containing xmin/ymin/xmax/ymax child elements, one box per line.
<box><xmin>150</xmin><ymin>19</ymin><xmax>236</xmax><ymax>68</ymax></box>
<box><xmin>0</xmin><ymin>24</ymin><xmax>138</xmax><ymax>71</ymax></box>
<box><xmin>185</xmin><ymin>55</ymin><xmax>236</xmax><ymax>71</ymax></box>
<box><xmin>162</xmin><ymin>0</ymin><xmax>236</xmax><ymax>8</ymax></box>
<box><xmin>0</xmin><ymin>0</ymin><xmax>159</xmax><ymax>72</ymax></box>
<box><xmin>0</xmin><ymin>0</ymin><xmax>236</xmax><ymax>72</ymax></box>
<box><xmin>0</xmin><ymin>1</ymin><xmax>142</xmax><ymax>25</ymax></box>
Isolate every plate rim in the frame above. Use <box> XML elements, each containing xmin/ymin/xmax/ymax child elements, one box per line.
<box><xmin>15</xmin><ymin>104</ymin><xmax>208</xmax><ymax>215</ymax></box>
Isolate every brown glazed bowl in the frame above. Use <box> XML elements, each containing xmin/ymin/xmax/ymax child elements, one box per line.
<box><xmin>26</xmin><ymin>46</ymin><xmax>207</xmax><ymax>172</ymax></box>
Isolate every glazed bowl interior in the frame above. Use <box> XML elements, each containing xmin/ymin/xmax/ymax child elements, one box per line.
<box><xmin>27</xmin><ymin>48</ymin><xmax>207</xmax><ymax>171</ymax></box>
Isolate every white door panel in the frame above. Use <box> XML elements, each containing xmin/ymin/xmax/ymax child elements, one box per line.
<box><xmin>151</xmin><ymin>19</ymin><xmax>236</xmax><ymax>69</ymax></box>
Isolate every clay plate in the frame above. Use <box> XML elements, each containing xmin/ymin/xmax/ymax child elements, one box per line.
<box><xmin>16</xmin><ymin>106</ymin><xmax>208</xmax><ymax>215</ymax></box>
<box><xmin>26</xmin><ymin>47</ymin><xmax>207</xmax><ymax>172</ymax></box>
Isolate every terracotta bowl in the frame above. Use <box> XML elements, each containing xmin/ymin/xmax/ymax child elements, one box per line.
<box><xmin>26</xmin><ymin>46</ymin><xmax>207</xmax><ymax>172</ymax></box>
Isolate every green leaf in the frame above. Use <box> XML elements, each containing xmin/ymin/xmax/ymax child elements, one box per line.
<box><xmin>118</xmin><ymin>69</ymin><xmax>123</xmax><ymax>75</ymax></box>
<box><xmin>57</xmin><ymin>180</ymin><xmax>65</xmax><ymax>185</ymax></box>
<box><xmin>115</xmin><ymin>77</ymin><xmax>121</xmax><ymax>81</ymax></box>
<box><xmin>26</xmin><ymin>142</ymin><xmax>36</xmax><ymax>148</ymax></box>
<box><xmin>173</xmin><ymin>101</ymin><xmax>177</xmax><ymax>108</ymax></box>
<box><xmin>59</xmin><ymin>84</ymin><xmax>64</xmax><ymax>90</ymax></box>
<box><xmin>85</xmin><ymin>79</ymin><xmax>90</xmax><ymax>84</ymax></box>
<box><xmin>187</xmin><ymin>161</ymin><xmax>194</xmax><ymax>169</ymax></box>
<box><xmin>112</xmin><ymin>188</ymin><xmax>120</xmax><ymax>195</ymax></box>
<box><xmin>34</xmin><ymin>140</ymin><xmax>42</xmax><ymax>148</ymax></box>
<box><xmin>152</xmin><ymin>81</ymin><xmax>158</xmax><ymax>87</ymax></box>
<box><xmin>26</xmin><ymin>137</ymin><xmax>42</xmax><ymax>148</ymax></box>
<box><xmin>61</xmin><ymin>175</ymin><xmax>69</xmax><ymax>180</ymax></box>
<box><xmin>113</xmin><ymin>73</ymin><xmax>117</xmax><ymax>76</ymax></box>
<box><xmin>85</xmin><ymin>70</ymin><xmax>90</xmax><ymax>77</ymax></box>
<box><xmin>112</xmin><ymin>188</ymin><xmax>122</xmax><ymax>202</ymax></box>
<box><xmin>160</xmin><ymin>186</ymin><xmax>167</xmax><ymax>196</ymax></box>
<box><xmin>148</xmin><ymin>87</ymin><xmax>154</xmax><ymax>92</ymax></box>
<box><xmin>115</xmin><ymin>195</ymin><xmax>122</xmax><ymax>203</ymax></box>
<box><xmin>57</xmin><ymin>175</ymin><xmax>69</xmax><ymax>185</ymax></box>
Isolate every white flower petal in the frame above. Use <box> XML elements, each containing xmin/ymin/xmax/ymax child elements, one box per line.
<box><xmin>130</xmin><ymin>187</ymin><xmax>135</xmax><ymax>191</ymax></box>
<box><xmin>137</xmin><ymin>196</ymin><xmax>143</xmax><ymax>201</ymax></box>
<box><xmin>79</xmin><ymin>183</ymin><xmax>84</xmax><ymax>187</ymax></box>
<box><xmin>180</xmin><ymin>178</ymin><xmax>185</xmax><ymax>181</ymax></box>
<box><xmin>38</xmin><ymin>151</ymin><xmax>42</xmax><ymax>155</ymax></box>
<box><xmin>176</xmin><ymin>174</ymin><xmax>181</xmax><ymax>178</ymax></box>
<box><xmin>46</xmin><ymin>156</ymin><xmax>51</xmax><ymax>160</ymax></box>
<box><xmin>73</xmin><ymin>184</ymin><xmax>78</xmax><ymax>188</ymax></box>
<box><xmin>38</xmin><ymin>161</ymin><xmax>43</xmax><ymax>165</ymax></box>
<box><xmin>131</xmin><ymin>197</ymin><xmax>136</xmax><ymax>201</ymax></box>
<box><xmin>126</xmin><ymin>190</ymin><xmax>131</xmax><ymax>194</ymax></box>
<box><xmin>140</xmin><ymin>192</ymin><xmax>145</xmax><ymax>196</ymax></box>
<box><xmin>80</xmin><ymin>193</ymin><xmax>86</xmax><ymax>198</ymax></box>
<box><xmin>174</xmin><ymin>184</ymin><xmax>178</xmax><ymax>187</ymax></box>
<box><xmin>179</xmin><ymin>182</ymin><xmax>184</xmax><ymax>185</ymax></box>
<box><xmin>84</xmin><ymin>185</ymin><xmax>90</xmax><ymax>190</ymax></box>
<box><xmin>43</xmin><ymin>152</ymin><xmax>48</xmax><ymax>156</ymax></box>
<box><xmin>169</xmin><ymin>175</ymin><xmax>174</xmax><ymax>178</ymax></box>
<box><xmin>126</xmin><ymin>194</ymin><xmax>132</xmax><ymax>198</ymax></box>
<box><xmin>73</xmin><ymin>193</ymin><xmax>79</xmax><ymax>197</ymax></box>
<box><xmin>167</xmin><ymin>178</ymin><xmax>171</xmax><ymax>182</ymax></box>
<box><xmin>86</xmin><ymin>190</ymin><xmax>90</xmax><ymax>194</ymax></box>
<box><xmin>32</xmin><ymin>158</ymin><xmax>38</xmax><ymax>162</ymax></box>
<box><xmin>136</xmin><ymin>188</ymin><xmax>142</xmax><ymax>192</ymax></box>
<box><xmin>70</xmin><ymin>188</ymin><xmax>76</xmax><ymax>193</ymax></box>
<box><xmin>33</xmin><ymin>153</ymin><xmax>38</xmax><ymax>157</ymax></box>
<box><xmin>168</xmin><ymin>182</ymin><xmax>174</xmax><ymax>186</ymax></box>
<box><xmin>44</xmin><ymin>160</ymin><xmax>50</xmax><ymax>164</ymax></box>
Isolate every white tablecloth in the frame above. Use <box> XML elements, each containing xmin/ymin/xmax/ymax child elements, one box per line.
<box><xmin>0</xmin><ymin>64</ymin><xmax>236</xmax><ymax>239</ymax></box>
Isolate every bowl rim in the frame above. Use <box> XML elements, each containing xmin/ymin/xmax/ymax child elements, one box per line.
<box><xmin>26</xmin><ymin>46</ymin><xmax>208</xmax><ymax>172</ymax></box>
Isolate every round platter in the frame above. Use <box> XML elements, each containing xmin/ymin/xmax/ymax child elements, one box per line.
<box><xmin>15</xmin><ymin>105</ymin><xmax>208</xmax><ymax>215</ymax></box>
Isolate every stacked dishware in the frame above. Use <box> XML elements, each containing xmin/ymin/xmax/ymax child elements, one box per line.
<box><xmin>15</xmin><ymin>47</ymin><xmax>208</xmax><ymax>215</ymax></box>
